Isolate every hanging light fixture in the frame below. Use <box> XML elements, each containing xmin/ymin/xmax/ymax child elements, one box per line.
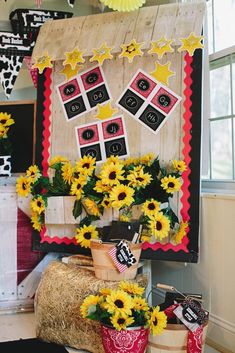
<box><xmin>99</xmin><ymin>0</ymin><xmax>146</xmax><ymax>12</ymax></box>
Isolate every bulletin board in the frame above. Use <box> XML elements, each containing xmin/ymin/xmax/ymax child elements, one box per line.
<box><xmin>0</xmin><ymin>100</ymin><xmax>36</xmax><ymax>173</ymax></box>
<box><xmin>31</xmin><ymin>2</ymin><xmax>205</xmax><ymax>263</ymax></box>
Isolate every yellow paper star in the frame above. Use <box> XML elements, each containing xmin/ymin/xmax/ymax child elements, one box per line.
<box><xmin>95</xmin><ymin>102</ymin><xmax>118</xmax><ymax>120</ymax></box>
<box><xmin>60</xmin><ymin>64</ymin><xmax>84</xmax><ymax>80</ymax></box>
<box><xmin>119</xmin><ymin>39</ymin><xmax>144</xmax><ymax>63</ymax></box>
<box><xmin>178</xmin><ymin>32</ymin><xmax>204</xmax><ymax>56</ymax></box>
<box><xmin>90</xmin><ymin>43</ymin><xmax>113</xmax><ymax>66</ymax></box>
<box><xmin>148</xmin><ymin>36</ymin><xmax>174</xmax><ymax>59</ymax></box>
<box><xmin>63</xmin><ymin>48</ymin><xmax>85</xmax><ymax>70</ymax></box>
<box><xmin>150</xmin><ymin>61</ymin><xmax>175</xmax><ymax>86</ymax></box>
<box><xmin>32</xmin><ymin>53</ymin><xmax>53</xmax><ymax>74</ymax></box>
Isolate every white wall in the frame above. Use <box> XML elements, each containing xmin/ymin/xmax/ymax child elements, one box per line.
<box><xmin>152</xmin><ymin>194</ymin><xmax>235</xmax><ymax>351</ymax></box>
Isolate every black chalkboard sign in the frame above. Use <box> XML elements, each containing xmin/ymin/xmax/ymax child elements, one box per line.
<box><xmin>0</xmin><ymin>100</ymin><xmax>36</xmax><ymax>173</ymax></box>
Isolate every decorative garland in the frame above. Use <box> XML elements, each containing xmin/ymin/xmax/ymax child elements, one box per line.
<box><xmin>16</xmin><ymin>154</ymin><xmax>189</xmax><ymax>250</ymax></box>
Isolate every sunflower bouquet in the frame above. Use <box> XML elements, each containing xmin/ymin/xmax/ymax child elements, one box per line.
<box><xmin>16</xmin><ymin>153</ymin><xmax>188</xmax><ymax>246</ymax></box>
<box><xmin>0</xmin><ymin>112</ymin><xmax>15</xmax><ymax>156</ymax></box>
<box><xmin>81</xmin><ymin>281</ymin><xmax>167</xmax><ymax>334</ymax></box>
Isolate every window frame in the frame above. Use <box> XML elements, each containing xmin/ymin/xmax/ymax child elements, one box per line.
<box><xmin>202</xmin><ymin>0</ymin><xmax>235</xmax><ymax>192</ymax></box>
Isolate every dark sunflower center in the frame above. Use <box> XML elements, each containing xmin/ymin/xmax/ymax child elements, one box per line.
<box><xmin>104</xmin><ymin>200</ymin><xmax>109</xmax><ymax>205</ymax></box>
<box><xmin>118</xmin><ymin>192</ymin><xmax>126</xmax><ymax>201</ymax></box>
<box><xmin>109</xmin><ymin>171</ymin><xmax>116</xmax><ymax>180</ymax></box>
<box><xmin>77</xmin><ymin>184</ymin><xmax>81</xmax><ymax>190</ymax></box>
<box><xmin>84</xmin><ymin>232</ymin><xmax>91</xmax><ymax>240</ymax></box>
<box><xmin>117</xmin><ymin>318</ymin><xmax>125</xmax><ymax>325</ymax></box>
<box><xmin>1</xmin><ymin>119</ymin><xmax>7</xmax><ymax>124</ymax></box>
<box><xmin>114</xmin><ymin>299</ymin><xmax>124</xmax><ymax>308</ymax></box>
<box><xmin>83</xmin><ymin>163</ymin><xmax>90</xmax><ymax>169</ymax></box>
<box><xmin>168</xmin><ymin>182</ymin><xmax>175</xmax><ymax>188</ymax></box>
<box><xmin>153</xmin><ymin>318</ymin><xmax>158</xmax><ymax>326</ymax></box>
<box><xmin>37</xmin><ymin>201</ymin><xmax>42</xmax><ymax>207</ymax></box>
<box><xmin>148</xmin><ymin>203</ymin><xmax>155</xmax><ymax>210</ymax></box>
<box><xmin>156</xmin><ymin>221</ymin><xmax>162</xmax><ymax>231</ymax></box>
<box><xmin>22</xmin><ymin>183</ymin><xmax>27</xmax><ymax>190</ymax></box>
<box><xmin>136</xmin><ymin>177</ymin><xmax>144</xmax><ymax>182</ymax></box>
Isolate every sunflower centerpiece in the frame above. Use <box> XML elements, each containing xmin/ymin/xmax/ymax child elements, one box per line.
<box><xmin>81</xmin><ymin>281</ymin><xmax>167</xmax><ymax>353</ymax></box>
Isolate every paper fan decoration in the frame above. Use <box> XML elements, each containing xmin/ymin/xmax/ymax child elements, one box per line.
<box><xmin>100</xmin><ymin>0</ymin><xmax>146</xmax><ymax>12</ymax></box>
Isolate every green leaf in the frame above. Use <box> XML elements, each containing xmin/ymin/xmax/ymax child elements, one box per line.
<box><xmin>73</xmin><ymin>200</ymin><xmax>82</xmax><ymax>219</ymax></box>
<box><xmin>79</xmin><ymin>215</ymin><xmax>100</xmax><ymax>227</ymax></box>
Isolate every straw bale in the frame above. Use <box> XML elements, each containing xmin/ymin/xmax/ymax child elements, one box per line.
<box><xmin>35</xmin><ymin>261</ymin><xmax>147</xmax><ymax>353</ymax></box>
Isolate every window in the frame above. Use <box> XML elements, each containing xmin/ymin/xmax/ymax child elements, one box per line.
<box><xmin>203</xmin><ymin>0</ymin><xmax>235</xmax><ymax>190</ymax></box>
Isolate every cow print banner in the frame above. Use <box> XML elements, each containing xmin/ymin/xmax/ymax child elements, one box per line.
<box><xmin>0</xmin><ymin>55</ymin><xmax>24</xmax><ymax>98</ymax></box>
<box><xmin>67</xmin><ymin>0</ymin><xmax>75</xmax><ymax>7</ymax></box>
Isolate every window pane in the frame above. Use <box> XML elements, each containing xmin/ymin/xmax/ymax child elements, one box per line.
<box><xmin>214</xmin><ymin>0</ymin><xmax>235</xmax><ymax>52</ymax></box>
<box><xmin>210</xmin><ymin>119</ymin><xmax>233</xmax><ymax>179</ymax></box>
<box><xmin>207</xmin><ymin>0</ymin><xmax>214</xmax><ymax>54</ymax></box>
<box><xmin>233</xmin><ymin>57</ymin><xmax>235</xmax><ymax>113</ymax></box>
<box><xmin>210</xmin><ymin>63</ymin><xmax>231</xmax><ymax>118</ymax></box>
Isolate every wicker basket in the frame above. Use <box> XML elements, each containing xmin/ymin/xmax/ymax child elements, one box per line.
<box><xmin>148</xmin><ymin>323</ymin><xmax>208</xmax><ymax>353</ymax></box>
<box><xmin>90</xmin><ymin>240</ymin><xmax>142</xmax><ymax>281</ymax></box>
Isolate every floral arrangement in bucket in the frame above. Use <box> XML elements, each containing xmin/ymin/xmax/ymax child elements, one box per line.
<box><xmin>16</xmin><ymin>153</ymin><xmax>188</xmax><ymax>247</ymax></box>
<box><xmin>0</xmin><ymin>112</ymin><xmax>15</xmax><ymax>156</ymax></box>
<box><xmin>81</xmin><ymin>281</ymin><xmax>167</xmax><ymax>353</ymax></box>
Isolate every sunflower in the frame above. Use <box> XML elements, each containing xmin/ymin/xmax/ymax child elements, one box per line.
<box><xmin>0</xmin><ymin>112</ymin><xmax>14</xmax><ymax>127</ymax></box>
<box><xmin>0</xmin><ymin>124</ymin><xmax>9</xmax><ymax>138</ymax></box>
<box><xmin>161</xmin><ymin>175</ymin><xmax>181</xmax><ymax>193</ymax></box>
<box><xmin>172</xmin><ymin>221</ymin><xmax>188</xmax><ymax>244</ymax></box>
<box><xmin>31</xmin><ymin>212</ymin><xmax>43</xmax><ymax>232</ymax></box>
<box><xmin>30</xmin><ymin>195</ymin><xmax>46</xmax><ymax>214</ymax></box>
<box><xmin>104</xmin><ymin>155</ymin><xmax>123</xmax><ymax>166</ymax></box>
<box><xmin>94</xmin><ymin>180</ymin><xmax>112</xmax><ymax>193</ymax></box>
<box><xmin>16</xmin><ymin>176</ymin><xmax>31</xmax><ymax>197</ymax></box>
<box><xmin>141</xmin><ymin>234</ymin><xmax>152</xmax><ymax>242</ymax></box>
<box><xmin>75</xmin><ymin>224</ymin><xmax>99</xmax><ymax>248</ymax></box>
<box><xmin>140</xmin><ymin>153</ymin><xmax>154</xmax><ymax>166</ymax></box>
<box><xmin>84</xmin><ymin>198</ymin><xmax>101</xmax><ymax>216</ymax></box>
<box><xmin>99</xmin><ymin>163</ymin><xmax>124</xmax><ymax>186</ymax></box>
<box><xmin>133</xmin><ymin>296</ymin><xmax>149</xmax><ymax>311</ymax></box>
<box><xmin>142</xmin><ymin>199</ymin><xmax>160</xmax><ymax>217</ymax></box>
<box><xmin>127</xmin><ymin>167</ymin><xmax>152</xmax><ymax>188</ymax></box>
<box><xmin>101</xmin><ymin>197</ymin><xmax>111</xmax><ymax>209</ymax></box>
<box><xmin>124</xmin><ymin>157</ymin><xmax>140</xmax><ymax>166</ymax></box>
<box><xmin>75</xmin><ymin>155</ymin><xmax>96</xmax><ymax>176</ymax></box>
<box><xmin>111</xmin><ymin>313</ymin><xmax>135</xmax><ymax>331</ymax></box>
<box><xmin>172</xmin><ymin>159</ymin><xmax>187</xmax><ymax>173</ymax></box>
<box><xmin>49</xmin><ymin>155</ymin><xmax>69</xmax><ymax>166</ymax></box>
<box><xmin>26</xmin><ymin>165</ymin><xmax>41</xmax><ymax>183</ymax></box>
<box><xmin>109</xmin><ymin>185</ymin><xmax>135</xmax><ymax>209</ymax></box>
<box><xmin>70</xmin><ymin>176</ymin><xmax>87</xmax><ymax>199</ymax></box>
<box><xmin>99</xmin><ymin>288</ymin><xmax>112</xmax><ymax>296</ymax></box>
<box><xmin>148</xmin><ymin>306</ymin><xmax>167</xmax><ymax>335</ymax></box>
<box><xmin>119</xmin><ymin>281</ymin><xmax>145</xmax><ymax>296</ymax></box>
<box><xmin>62</xmin><ymin>162</ymin><xmax>74</xmax><ymax>185</ymax></box>
<box><xmin>80</xmin><ymin>295</ymin><xmax>100</xmax><ymax>318</ymax></box>
<box><xmin>119</xmin><ymin>214</ymin><xmax>131</xmax><ymax>222</ymax></box>
<box><xmin>148</xmin><ymin>212</ymin><xmax>170</xmax><ymax>240</ymax></box>
<box><xmin>105</xmin><ymin>290</ymin><xmax>134</xmax><ymax>316</ymax></box>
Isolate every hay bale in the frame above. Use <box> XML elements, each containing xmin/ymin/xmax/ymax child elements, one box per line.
<box><xmin>35</xmin><ymin>261</ymin><xmax>148</xmax><ymax>353</ymax></box>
